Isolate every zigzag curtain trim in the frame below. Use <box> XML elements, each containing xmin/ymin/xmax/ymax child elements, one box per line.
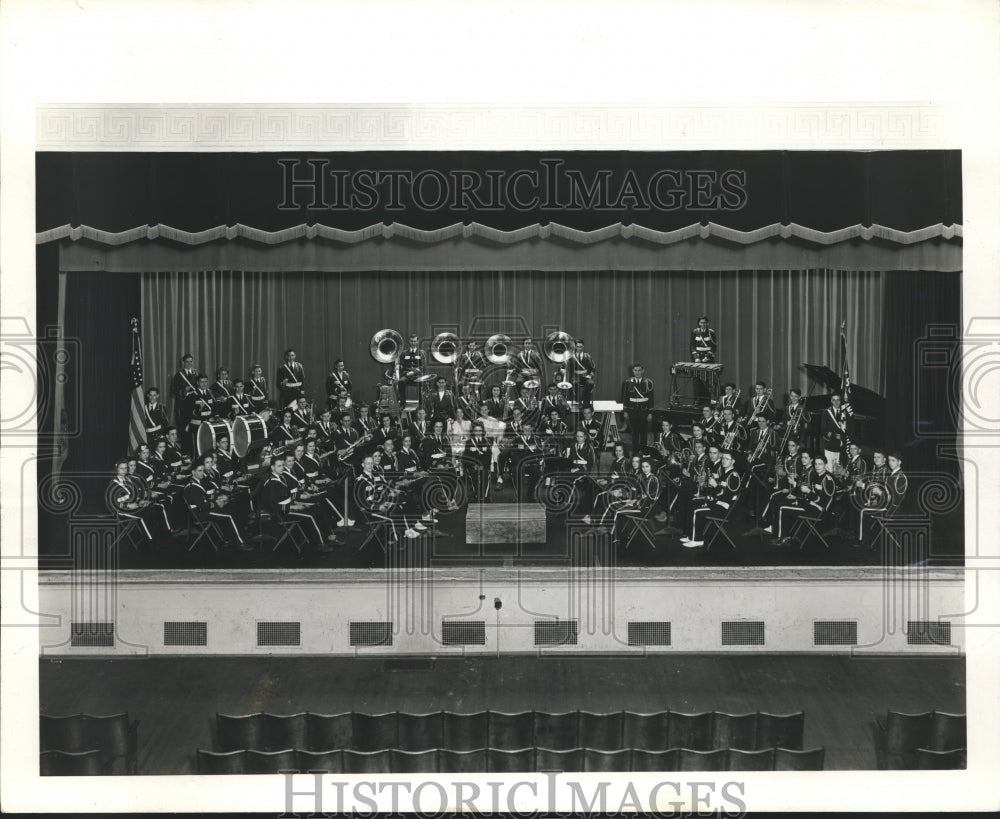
<box><xmin>36</xmin><ymin>221</ymin><xmax>963</xmax><ymax>247</ymax></box>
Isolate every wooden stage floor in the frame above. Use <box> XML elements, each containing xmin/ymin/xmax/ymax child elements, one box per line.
<box><xmin>39</xmin><ymin>654</ymin><xmax>965</xmax><ymax>773</ymax></box>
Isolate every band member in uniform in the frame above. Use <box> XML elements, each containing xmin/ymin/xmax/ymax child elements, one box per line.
<box><xmin>564</xmin><ymin>428</ymin><xmax>599</xmax><ymax>520</ymax></box>
<box><xmin>655</xmin><ymin>419</ymin><xmax>684</xmax><ymax>460</ymax></box>
<box><xmin>820</xmin><ymin>392</ymin><xmax>851</xmax><ymax>467</ymax></box>
<box><xmin>541</xmin><ymin>409</ymin><xmax>569</xmax><ymax>454</ymax></box>
<box><xmin>853</xmin><ymin>449</ymin><xmax>906</xmax><ymax>546</ymax></box>
<box><xmin>183</xmin><ymin>461</ymin><xmax>248</xmax><ymax>549</ymax></box>
<box><xmin>182</xmin><ymin>374</ymin><xmax>215</xmax><ymax>455</ymax></box>
<box><xmin>456</xmin><ymin>341</ymin><xmax>487</xmax><ymax>385</ymax></box>
<box><xmin>457</xmin><ymin>382</ymin><xmax>480</xmax><ymax>420</ymax></box>
<box><xmin>611</xmin><ymin>459</ymin><xmax>661</xmax><ymax>547</ymax></box>
<box><xmin>699</xmin><ymin>405</ymin><xmax>720</xmax><ymax>445</ymax></box>
<box><xmin>314</xmin><ymin>407</ymin><xmax>338</xmax><ymax>452</ymax></box>
<box><xmin>564</xmin><ymin>339</ymin><xmax>596</xmax><ymax>407</ymax></box>
<box><xmin>248</xmin><ymin>364</ymin><xmax>269</xmax><ymax>413</ymax></box>
<box><xmin>354</xmin><ymin>403</ymin><xmax>376</xmax><ymax>439</ymax></box>
<box><xmin>398</xmin><ymin>334</ymin><xmax>425</xmax><ymax>406</ymax></box>
<box><xmin>513</xmin><ymin>337</ymin><xmax>544</xmax><ymax>382</ymax></box>
<box><xmin>744</xmin><ymin>382</ymin><xmax>776</xmax><ymax>426</ymax></box>
<box><xmin>258</xmin><ymin>453</ymin><xmax>339</xmax><ymax>551</ymax></box>
<box><xmin>230</xmin><ymin>380</ymin><xmax>254</xmax><ymax>418</ymax></box>
<box><xmin>371</xmin><ymin>413</ymin><xmax>398</xmax><ymax>451</ymax></box>
<box><xmin>485</xmin><ymin>384</ymin><xmax>508</xmax><ymax>420</ymax></box>
<box><xmin>717</xmin><ymin>406</ymin><xmax>746</xmax><ymax>453</ymax></box>
<box><xmin>448</xmin><ymin>406</ymin><xmax>473</xmax><ymax>457</ymax></box>
<box><xmin>325</xmin><ymin>359</ymin><xmax>353</xmax><ymax>409</ymax></box>
<box><xmin>683</xmin><ymin>449</ymin><xmax>740</xmax><ymax>547</ymax></box>
<box><xmin>609</xmin><ymin>441</ymin><xmax>631</xmax><ymax>478</ymax></box>
<box><xmin>171</xmin><ymin>354</ymin><xmax>198</xmax><ymax>409</ymax></box>
<box><xmin>689</xmin><ymin>316</ymin><xmax>718</xmax><ymax>363</ymax></box>
<box><xmin>427</xmin><ymin>375</ymin><xmax>457</xmax><ymax>423</ymax></box>
<box><xmin>333</xmin><ymin>413</ymin><xmax>370</xmax><ymax>471</ymax></box>
<box><xmin>621</xmin><ymin>363</ymin><xmax>654</xmax><ymax>449</ymax></box>
<box><xmin>511</xmin><ymin>384</ymin><xmax>541</xmax><ymax>430</ymax></box>
<box><xmin>108</xmin><ymin>458</ymin><xmax>168</xmax><ymax>546</ymax></box>
<box><xmin>143</xmin><ymin>387</ymin><xmax>169</xmax><ymax>440</ymax></box>
<box><xmin>464</xmin><ymin>422</ymin><xmax>493</xmax><ymax>501</ymax></box>
<box><xmin>576</xmin><ymin>405</ymin><xmax>601</xmax><ymax>451</ymax></box>
<box><xmin>161</xmin><ymin>427</ymin><xmax>190</xmax><ymax>475</ymax></box>
<box><xmin>270</xmin><ymin>409</ymin><xmax>300</xmax><ymax>451</ymax></box>
<box><xmin>133</xmin><ymin>443</ymin><xmax>181</xmax><ymax>532</ymax></box>
<box><xmin>277</xmin><ymin>349</ymin><xmax>306</xmax><ymax>409</ymax></box>
<box><xmin>764</xmin><ymin>452</ymin><xmax>836</xmax><ymax>544</ymax></box>
<box><xmin>500</xmin><ymin>421</ymin><xmax>544</xmax><ymax>500</ymax></box>
<box><xmin>540</xmin><ymin>382</ymin><xmax>568</xmax><ymax>421</ymax></box>
<box><xmin>781</xmin><ymin>388</ymin><xmax>811</xmax><ymax>432</ymax></box>
<box><xmin>744</xmin><ymin>415</ymin><xmax>777</xmax><ymax>517</ymax></box>
<box><xmin>210</xmin><ymin>368</ymin><xmax>235</xmax><ymax>416</ymax></box>
<box><xmin>718</xmin><ymin>382</ymin><xmax>743</xmax><ymax>416</ymax></box>
<box><xmin>753</xmin><ymin>437</ymin><xmax>804</xmax><ymax>530</ymax></box>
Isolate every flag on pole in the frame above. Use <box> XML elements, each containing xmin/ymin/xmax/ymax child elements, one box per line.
<box><xmin>128</xmin><ymin>318</ymin><xmax>146</xmax><ymax>452</ymax></box>
<box><xmin>839</xmin><ymin>319</ymin><xmax>854</xmax><ymax>413</ymax></box>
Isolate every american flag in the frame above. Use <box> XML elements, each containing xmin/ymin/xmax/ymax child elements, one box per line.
<box><xmin>839</xmin><ymin>320</ymin><xmax>854</xmax><ymax>410</ymax></box>
<box><xmin>128</xmin><ymin>318</ymin><xmax>146</xmax><ymax>452</ymax></box>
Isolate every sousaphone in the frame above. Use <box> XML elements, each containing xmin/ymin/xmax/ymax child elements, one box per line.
<box><xmin>545</xmin><ymin>330</ymin><xmax>575</xmax><ymax>389</ymax></box>
<box><xmin>431</xmin><ymin>332</ymin><xmax>461</xmax><ymax>364</ymax></box>
<box><xmin>370</xmin><ymin>329</ymin><xmax>403</xmax><ymax>380</ymax></box>
<box><xmin>486</xmin><ymin>333</ymin><xmax>514</xmax><ymax>365</ymax></box>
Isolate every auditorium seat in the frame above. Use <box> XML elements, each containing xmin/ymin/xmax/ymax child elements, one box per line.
<box><xmin>622</xmin><ymin>711</ymin><xmax>671</xmax><ymax>752</ymax></box>
<box><xmin>488</xmin><ymin>711</ymin><xmax>534</xmax><ymax>751</ymax></box>
<box><xmin>397</xmin><ymin>712</ymin><xmax>443</xmax><ymax>752</ymax></box>
<box><xmin>442</xmin><ymin>711</ymin><xmax>488</xmax><ymax>752</ymax></box>
<box><xmin>351</xmin><ymin>712</ymin><xmax>398</xmax><ymax>751</ymax></box>
<box><xmin>773</xmin><ymin>747</ymin><xmax>825</xmax><ymax>771</ymax></box>
<box><xmin>391</xmin><ymin>748</ymin><xmax>439</xmax><ymax>773</ymax></box>
<box><xmin>486</xmin><ymin>747</ymin><xmax>534</xmax><ymax>772</ymax></box>
<box><xmin>928</xmin><ymin>712</ymin><xmax>966</xmax><ymax>752</ymax></box>
<box><xmin>678</xmin><ymin>747</ymin><xmax>728</xmax><ymax>771</ymax></box>
<box><xmin>630</xmin><ymin>748</ymin><xmax>678</xmax><ymax>771</ymax></box>
<box><xmin>533</xmin><ymin>711</ymin><xmax>579</xmax><ymax>751</ymax></box>
<box><xmin>915</xmin><ymin>748</ymin><xmax>966</xmax><ymax>770</ymax></box>
<box><xmin>876</xmin><ymin>710</ymin><xmax>933</xmax><ymax>769</ymax></box>
<box><xmin>343</xmin><ymin>749</ymin><xmax>392</xmax><ymax>774</ymax></box>
<box><xmin>726</xmin><ymin>747</ymin><xmax>775</xmax><ymax>770</ymax></box>
<box><xmin>306</xmin><ymin>712</ymin><xmax>352</xmax><ymax>751</ymax></box>
<box><xmin>711</xmin><ymin>712</ymin><xmax>758</xmax><ymax>751</ymax></box>
<box><xmin>40</xmin><ymin>749</ymin><xmax>103</xmax><ymax>776</ymax></box>
<box><xmin>297</xmin><ymin>749</ymin><xmax>343</xmax><ymax>773</ymax></box>
<box><xmin>217</xmin><ymin>713</ymin><xmax>265</xmax><ymax>752</ymax></box>
<box><xmin>579</xmin><ymin>711</ymin><xmax>624</xmax><ymax>751</ymax></box>
<box><xmin>535</xmin><ymin>747</ymin><xmax>583</xmax><ymax>771</ymax></box>
<box><xmin>40</xmin><ymin>714</ymin><xmax>89</xmax><ymax>753</ymax></box>
<box><xmin>667</xmin><ymin>711</ymin><xmax>715</xmax><ymax>751</ymax></box>
<box><xmin>196</xmin><ymin>749</ymin><xmax>247</xmax><ymax>775</ymax></box>
<box><xmin>755</xmin><ymin>711</ymin><xmax>805</xmax><ymax>750</ymax></box>
<box><xmin>439</xmin><ymin>748</ymin><xmax>487</xmax><ymax>773</ymax></box>
<box><xmin>263</xmin><ymin>713</ymin><xmax>308</xmax><ymax>752</ymax></box>
<box><xmin>582</xmin><ymin>748</ymin><xmax>631</xmax><ymax>772</ymax></box>
<box><xmin>246</xmin><ymin>749</ymin><xmax>298</xmax><ymax>774</ymax></box>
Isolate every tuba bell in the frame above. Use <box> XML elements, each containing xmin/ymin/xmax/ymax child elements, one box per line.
<box><xmin>485</xmin><ymin>333</ymin><xmax>514</xmax><ymax>365</ymax></box>
<box><xmin>370</xmin><ymin>329</ymin><xmax>403</xmax><ymax>364</ymax></box>
<box><xmin>431</xmin><ymin>332</ymin><xmax>461</xmax><ymax>364</ymax></box>
<box><xmin>543</xmin><ymin>330</ymin><xmax>574</xmax><ymax>363</ymax></box>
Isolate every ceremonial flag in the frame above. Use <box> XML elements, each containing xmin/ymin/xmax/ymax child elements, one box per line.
<box><xmin>839</xmin><ymin>320</ymin><xmax>852</xmax><ymax>403</ymax></box>
<box><xmin>128</xmin><ymin>318</ymin><xmax>146</xmax><ymax>452</ymax></box>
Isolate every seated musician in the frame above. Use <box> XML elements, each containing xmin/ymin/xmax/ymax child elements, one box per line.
<box><xmin>143</xmin><ymin>387</ymin><xmax>169</xmax><ymax>441</ymax></box>
<box><xmin>162</xmin><ymin>427</ymin><xmax>191</xmax><ymax>474</ymax></box>
<box><xmin>270</xmin><ymin>409</ymin><xmax>300</xmax><ymax>450</ymax></box>
<box><xmin>689</xmin><ymin>316</ymin><xmax>717</xmax><ymax>363</ymax></box>
<box><xmin>502</xmin><ymin>420</ymin><xmax>544</xmax><ymax>500</ymax></box>
<box><xmin>354</xmin><ymin>454</ymin><xmax>428</xmax><ymax>542</ymax></box>
<box><xmin>781</xmin><ymin>388</ymin><xmax>810</xmax><ymax>433</ymax></box>
<box><xmin>688</xmin><ymin>422</ymin><xmax>711</xmax><ymax>452</ymax></box>
<box><xmin>540</xmin><ymin>382</ymin><xmax>568</xmax><ymax>421</ymax></box>
<box><xmin>289</xmin><ymin>399</ymin><xmax>312</xmax><ymax>432</ymax></box>
<box><xmin>651</xmin><ymin>447</ymin><xmax>686</xmax><ymax>535</ymax></box>
<box><xmin>183</xmin><ymin>460</ymin><xmax>248</xmax><ymax>550</ymax></box>
<box><xmin>744</xmin><ymin>415</ymin><xmax>777</xmax><ymax>513</ymax></box>
<box><xmin>456</xmin><ymin>340</ymin><xmax>487</xmax><ymax>384</ymax></box>
<box><xmin>505</xmin><ymin>406</ymin><xmax>525</xmax><ymax>442</ymax></box>
<box><xmin>354</xmin><ymin>403</ymin><xmax>377</xmax><ymax>438</ymax></box>
<box><xmin>611</xmin><ymin>459</ymin><xmax>661</xmax><ymax>547</ymax></box>
<box><xmin>406</xmin><ymin>406</ymin><xmax>431</xmax><ymax>444</ymax></box>
<box><xmin>514</xmin><ymin>337</ymin><xmax>544</xmax><ymax>382</ymax></box>
<box><xmin>609</xmin><ymin>441</ymin><xmax>630</xmax><ymax>479</ymax></box>
<box><xmin>745</xmin><ymin>381</ymin><xmax>776</xmax><ymax>426</ymax></box>
<box><xmin>682</xmin><ymin>449</ymin><xmax>740</xmax><ymax>548</ymax></box>
<box><xmin>699</xmin><ymin>405</ymin><xmax>719</xmax><ymax>445</ymax></box>
<box><xmin>448</xmin><ymin>405</ymin><xmax>472</xmax><ymax>455</ymax></box>
<box><xmin>541</xmin><ymin>409</ymin><xmax>569</xmax><ymax>454</ymax></box>
<box><xmin>851</xmin><ymin>448</ymin><xmax>904</xmax><ymax>547</ymax></box>
<box><xmin>258</xmin><ymin>453</ymin><xmax>339</xmax><ymax>552</ymax></box>
<box><xmin>718</xmin><ymin>382</ymin><xmax>743</xmax><ymax>416</ymax></box>
<box><xmin>127</xmin><ymin>448</ymin><xmax>178</xmax><ymax>535</ymax></box>
<box><xmin>325</xmin><ymin>358</ymin><xmax>353</xmax><ymax>409</ymax></box>
<box><xmin>420</xmin><ymin>419</ymin><xmax>454</xmax><ymax>472</ymax></box>
<box><xmin>248</xmin><ymin>364</ymin><xmax>269</xmax><ymax>413</ymax></box>
<box><xmin>485</xmin><ymin>384</ymin><xmax>508</xmax><ymax>421</ymax></box>
<box><xmin>464</xmin><ymin>421</ymin><xmax>493</xmax><ymax>501</ymax></box>
<box><xmin>826</xmin><ymin>441</ymin><xmax>867</xmax><ymax>534</ymax></box>
<box><xmin>330</xmin><ymin>395</ymin><xmax>352</xmax><ymax>425</ymax></box>
<box><xmin>512</xmin><ymin>385</ymin><xmax>541</xmax><ymax>429</ymax></box>
<box><xmin>396</xmin><ymin>432</ymin><xmax>424</xmax><ymax>478</ymax></box>
<box><xmin>764</xmin><ymin>451</ymin><xmax>836</xmax><ymax>545</ymax></box>
<box><xmin>565</xmin><ymin>428</ymin><xmax>598</xmax><ymax>520</ymax></box>
<box><xmin>579</xmin><ymin>405</ymin><xmax>603</xmax><ymax>450</ymax></box>
<box><xmin>717</xmin><ymin>406</ymin><xmax>746</xmax><ymax>453</ymax></box>
<box><xmin>201</xmin><ymin>452</ymin><xmax>252</xmax><ymax>533</ymax></box>
<box><xmin>289</xmin><ymin>441</ymin><xmax>350</xmax><ymax>536</ymax></box>
<box><xmin>230</xmin><ymin>380</ymin><xmax>254</xmax><ymax>418</ymax></box>
<box><xmin>753</xmin><ymin>437</ymin><xmax>804</xmax><ymax>531</ymax></box>
<box><xmin>457</xmin><ymin>382</ymin><xmax>479</xmax><ymax>420</ymax></box>
<box><xmin>379</xmin><ymin>437</ymin><xmax>400</xmax><ymax>475</ymax></box>
<box><xmin>314</xmin><ymin>407</ymin><xmax>337</xmax><ymax>452</ymax></box>
<box><xmin>213</xmin><ymin>433</ymin><xmax>244</xmax><ymax>484</ymax></box>
<box><xmin>371</xmin><ymin>413</ymin><xmax>398</xmax><ymax>450</ymax></box>
<box><xmin>656</xmin><ymin>419</ymin><xmax>684</xmax><ymax>460</ymax></box>
<box><xmin>333</xmin><ymin>413</ymin><xmax>368</xmax><ymax>470</ymax></box>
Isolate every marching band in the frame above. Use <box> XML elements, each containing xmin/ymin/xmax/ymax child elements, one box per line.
<box><xmin>113</xmin><ymin>322</ymin><xmax>905</xmax><ymax>556</ymax></box>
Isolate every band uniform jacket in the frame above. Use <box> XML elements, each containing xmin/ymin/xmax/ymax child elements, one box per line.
<box><xmin>782</xmin><ymin>400</ymin><xmax>809</xmax><ymax>430</ymax></box>
<box><xmin>719</xmin><ymin>391</ymin><xmax>744</xmax><ymax>417</ymax></box>
<box><xmin>565</xmin><ymin>442</ymin><xmax>596</xmax><ymax>473</ymax></box>
<box><xmin>182</xmin><ymin>478</ymin><xmax>215</xmax><ymax>522</ymax></box>
<box><xmin>231</xmin><ymin>392</ymin><xmax>254</xmax><ymax>417</ymax></box>
<box><xmin>184</xmin><ymin>389</ymin><xmax>215</xmax><ymax>432</ymax></box>
<box><xmin>325</xmin><ymin>370</ymin><xmax>352</xmax><ymax>401</ymax></box>
<box><xmin>427</xmin><ymin>389</ymin><xmax>458</xmax><ymax>420</ymax></box>
<box><xmin>143</xmin><ymin>401</ymin><xmax>169</xmax><ymax>437</ymax></box>
<box><xmin>278</xmin><ymin>361</ymin><xmax>305</xmax><ymax>398</ymax></box>
<box><xmin>259</xmin><ymin>474</ymin><xmax>294</xmax><ymax>517</ymax></box>
<box><xmin>708</xmin><ymin>466</ymin><xmax>740</xmax><ymax>507</ymax></box>
<box><xmin>579</xmin><ymin>417</ymin><xmax>603</xmax><ymax>448</ymax></box>
<box><xmin>372</xmin><ymin>425</ymin><xmax>398</xmax><ymax>448</ymax></box>
<box><xmin>108</xmin><ymin>475</ymin><xmax>140</xmax><ymax>514</ymax></box>
<box><xmin>396</xmin><ymin>447</ymin><xmax>422</xmax><ymax>475</ymax></box>
<box><xmin>635</xmin><ymin>472</ymin><xmax>660</xmax><ymax>510</ymax></box>
<box><xmin>744</xmin><ymin>393</ymin><xmax>776</xmax><ymax>424</ymax></box>
<box><xmin>485</xmin><ymin>397</ymin><xmax>508</xmax><ymax>420</ymax></box>
<box><xmin>845</xmin><ymin>454</ymin><xmax>868</xmax><ymax>483</ymax></box>
<box><xmin>701</xmin><ymin>415</ymin><xmax>720</xmax><ymax>444</ymax></box>
<box><xmin>540</xmin><ymin>394</ymin><xmax>567</xmax><ymax>419</ymax></box>
<box><xmin>610</xmin><ymin>456</ymin><xmax>630</xmax><ymax>478</ymax></box>
<box><xmin>457</xmin><ymin>394</ymin><xmax>478</xmax><ymax>419</ymax></box>
<box><xmin>799</xmin><ymin>470</ymin><xmax>837</xmax><ymax>512</ymax></box>
<box><xmin>746</xmin><ymin>426</ymin><xmax>776</xmax><ymax>463</ymax></box>
<box><xmin>248</xmin><ymin>376</ymin><xmax>269</xmax><ymax>410</ymax></box>
<box><xmin>215</xmin><ymin>449</ymin><xmax>242</xmax><ymax>481</ymax></box>
<box><xmin>456</xmin><ymin>350</ymin><xmax>487</xmax><ymax>380</ymax></box>
<box><xmin>717</xmin><ymin>419</ymin><xmax>746</xmax><ymax>451</ymax></box>
<box><xmin>706</xmin><ymin>457</ymin><xmax>724</xmax><ymax>480</ymax></box>
<box><xmin>511</xmin><ymin>432</ymin><xmax>541</xmax><ymax>453</ymax></box>
<box><xmin>566</xmin><ymin>351</ymin><xmax>596</xmax><ymax>382</ymax></box>
<box><xmin>513</xmin><ymin>348</ymin><xmax>544</xmax><ymax>376</ymax></box>
<box><xmin>657</xmin><ymin>430</ymin><xmax>685</xmax><ymax>456</ymax></box>
<box><xmin>171</xmin><ymin>368</ymin><xmax>198</xmax><ymax>403</ymax></box>
<box><xmin>354</xmin><ymin>413</ymin><xmax>377</xmax><ymax>436</ymax></box>
<box><xmin>689</xmin><ymin>327</ymin><xmax>717</xmax><ymax>360</ymax></box>
<box><xmin>884</xmin><ymin>468</ymin><xmax>908</xmax><ymax>512</ymax></box>
<box><xmin>465</xmin><ymin>435</ymin><xmax>492</xmax><ymax>467</ymax></box>
<box><xmin>406</xmin><ymin>418</ymin><xmax>430</xmax><ymax>443</ymax></box>
<box><xmin>315</xmin><ymin>419</ymin><xmax>337</xmax><ymax>448</ymax></box>
<box><xmin>162</xmin><ymin>443</ymin><xmax>187</xmax><ymax>472</ymax></box>
<box><xmin>333</xmin><ymin>425</ymin><xmax>361</xmax><ymax>455</ymax></box>
<box><xmin>210</xmin><ymin>379</ymin><xmax>235</xmax><ymax>416</ymax></box>
<box><xmin>620</xmin><ymin>376</ymin><xmax>654</xmax><ymax>409</ymax></box>
<box><xmin>270</xmin><ymin>423</ymin><xmax>298</xmax><ymax>450</ymax></box>
<box><xmin>420</xmin><ymin>434</ymin><xmax>451</xmax><ymax>469</ymax></box>
<box><xmin>399</xmin><ymin>348</ymin><xmax>425</xmax><ymax>375</ymax></box>
<box><xmin>821</xmin><ymin>405</ymin><xmax>849</xmax><ymax>451</ymax></box>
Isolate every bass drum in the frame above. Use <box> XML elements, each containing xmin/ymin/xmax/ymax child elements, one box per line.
<box><xmin>196</xmin><ymin>418</ymin><xmax>233</xmax><ymax>457</ymax></box>
<box><xmin>232</xmin><ymin>414</ymin><xmax>268</xmax><ymax>459</ymax></box>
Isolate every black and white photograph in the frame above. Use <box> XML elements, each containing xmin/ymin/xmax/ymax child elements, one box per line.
<box><xmin>2</xmin><ymin>1</ymin><xmax>999</xmax><ymax>814</ymax></box>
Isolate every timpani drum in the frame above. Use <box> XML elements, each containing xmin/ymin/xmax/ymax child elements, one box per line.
<box><xmin>232</xmin><ymin>414</ymin><xmax>268</xmax><ymax>459</ymax></box>
<box><xmin>197</xmin><ymin>418</ymin><xmax>233</xmax><ymax>456</ymax></box>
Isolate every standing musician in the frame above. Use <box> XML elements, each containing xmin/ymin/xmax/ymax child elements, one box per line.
<box><xmin>717</xmin><ymin>406</ymin><xmax>746</xmax><ymax>453</ymax></box>
<box><xmin>143</xmin><ymin>387</ymin><xmax>170</xmax><ymax>440</ymax></box>
<box><xmin>689</xmin><ymin>316</ymin><xmax>718</xmax><ymax>363</ymax></box>
<box><xmin>210</xmin><ymin>368</ymin><xmax>236</xmax><ymax>416</ymax></box>
<box><xmin>277</xmin><ymin>348</ymin><xmax>306</xmax><ymax>409</ymax></box>
<box><xmin>683</xmin><ymin>449</ymin><xmax>740</xmax><ymax>548</ymax></box>
<box><xmin>621</xmin><ymin>363</ymin><xmax>654</xmax><ymax>449</ymax></box>
<box><xmin>398</xmin><ymin>334</ymin><xmax>425</xmax><ymax>406</ymax></box>
<box><xmin>540</xmin><ymin>382</ymin><xmax>568</xmax><ymax>421</ymax></box>
<box><xmin>821</xmin><ymin>392</ymin><xmax>851</xmax><ymax>467</ymax></box>
<box><xmin>170</xmin><ymin>354</ymin><xmax>198</xmax><ymax>408</ymax></box>
<box><xmin>183</xmin><ymin>374</ymin><xmax>215</xmax><ymax>455</ymax></box>
<box><xmin>230</xmin><ymin>380</ymin><xmax>254</xmax><ymax>418</ymax></box>
<box><xmin>427</xmin><ymin>376</ymin><xmax>458</xmax><ymax>423</ymax></box>
<box><xmin>325</xmin><ymin>359</ymin><xmax>353</xmax><ymax>409</ymax></box>
<box><xmin>464</xmin><ymin>422</ymin><xmax>494</xmax><ymax>501</ymax></box>
<box><xmin>744</xmin><ymin>381</ymin><xmax>776</xmax><ymax>426</ymax></box>
<box><xmin>564</xmin><ymin>339</ymin><xmax>596</xmax><ymax>407</ymax></box>
<box><xmin>456</xmin><ymin>341</ymin><xmax>487</xmax><ymax>385</ymax></box>
<box><xmin>248</xmin><ymin>364</ymin><xmax>270</xmax><ymax>413</ymax></box>
<box><xmin>717</xmin><ymin>382</ymin><xmax>744</xmax><ymax>416</ymax></box>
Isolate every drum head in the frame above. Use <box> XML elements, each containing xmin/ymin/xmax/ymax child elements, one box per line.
<box><xmin>233</xmin><ymin>414</ymin><xmax>266</xmax><ymax>459</ymax></box>
<box><xmin>197</xmin><ymin>418</ymin><xmax>232</xmax><ymax>456</ymax></box>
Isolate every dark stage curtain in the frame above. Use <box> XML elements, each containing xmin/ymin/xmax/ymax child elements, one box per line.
<box><xmin>140</xmin><ymin>269</ymin><xmax>883</xmax><ymax>425</ymax></box>
<box><xmin>881</xmin><ymin>270</ymin><xmax>962</xmax><ymax>475</ymax></box>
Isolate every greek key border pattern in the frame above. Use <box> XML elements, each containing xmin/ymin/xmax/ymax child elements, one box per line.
<box><xmin>35</xmin><ymin>104</ymin><xmax>951</xmax><ymax>150</ymax></box>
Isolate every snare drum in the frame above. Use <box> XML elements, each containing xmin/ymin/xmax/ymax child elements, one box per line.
<box><xmin>232</xmin><ymin>413</ymin><xmax>268</xmax><ymax>459</ymax></box>
<box><xmin>197</xmin><ymin>418</ymin><xmax>233</xmax><ymax>456</ymax></box>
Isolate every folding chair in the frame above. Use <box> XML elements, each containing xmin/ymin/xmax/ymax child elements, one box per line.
<box><xmin>186</xmin><ymin>507</ymin><xmax>226</xmax><ymax>553</ymax></box>
<box><xmin>622</xmin><ymin>502</ymin><xmax>660</xmax><ymax>551</ymax></box>
<box><xmin>258</xmin><ymin>511</ymin><xmax>308</xmax><ymax>556</ymax></box>
<box><xmin>703</xmin><ymin>476</ymin><xmax>750</xmax><ymax>551</ymax></box>
<box><xmin>356</xmin><ymin>513</ymin><xmax>395</xmax><ymax>557</ymax></box>
<box><xmin>114</xmin><ymin>514</ymin><xmax>149</xmax><ymax>552</ymax></box>
<box><xmin>787</xmin><ymin>504</ymin><xmax>834</xmax><ymax>550</ymax></box>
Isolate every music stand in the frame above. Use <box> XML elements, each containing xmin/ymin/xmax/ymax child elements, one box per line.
<box><xmin>593</xmin><ymin>400</ymin><xmax>623</xmax><ymax>450</ymax></box>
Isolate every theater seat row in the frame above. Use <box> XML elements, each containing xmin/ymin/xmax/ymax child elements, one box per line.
<box><xmin>40</xmin><ymin>713</ymin><xmax>140</xmax><ymax>775</ymax></box>
<box><xmin>197</xmin><ymin>745</ymin><xmax>825</xmax><ymax>774</ymax></box>
<box><xmin>874</xmin><ymin>710</ymin><xmax>966</xmax><ymax>770</ymax></box>
<box><xmin>215</xmin><ymin>709</ymin><xmax>805</xmax><ymax>753</ymax></box>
